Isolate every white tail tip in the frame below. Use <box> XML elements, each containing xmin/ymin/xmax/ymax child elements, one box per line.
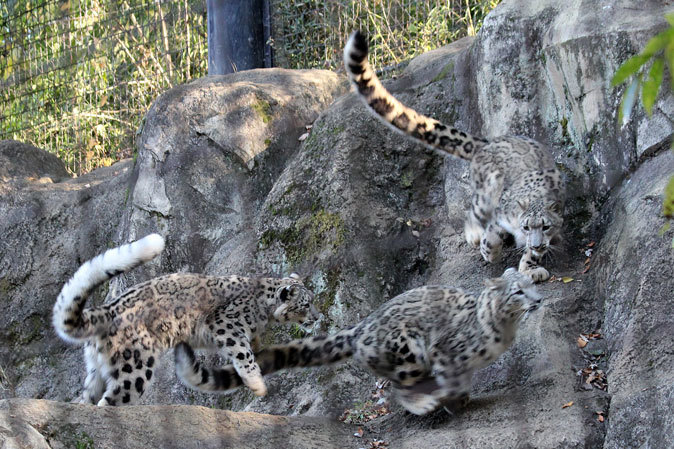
<box><xmin>135</xmin><ymin>233</ymin><xmax>165</xmax><ymax>261</ymax></box>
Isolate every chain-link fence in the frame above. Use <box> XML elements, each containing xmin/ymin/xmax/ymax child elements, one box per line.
<box><xmin>1</xmin><ymin>0</ymin><xmax>208</xmax><ymax>175</ymax></box>
<box><xmin>269</xmin><ymin>0</ymin><xmax>499</xmax><ymax>70</ymax></box>
<box><xmin>1</xmin><ymin>0</ymin><xmax>498</xmax><ymax>175</ymax></box>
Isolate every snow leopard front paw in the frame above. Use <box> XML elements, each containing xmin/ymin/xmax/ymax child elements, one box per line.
<box><xmin>480</xmin><ymin>238</ymin><xmax>502</xmax><ymax>262</ymax></box>
<box><xmin>480</xmin><ymin>226</ymin><xmax>503</xmax><ymax>262</ymax></box>
<box><xmin>400</xmin><ymin>393</ymin><xmax>440</xmax><ymax>415</ymax></box>
<box><xmin>520</xmin><ymin>266</ymin><xmax>550</xmax><ymax>283</ymax></box>
<box><xmin>395</xmin><ymin>387</ymin><xmax>441</xmax><ymax>415</ymax></box>
<box><xmin>464</xmin><ymin>223</ymin><xmax>483</xmax><ymax>248</ymax></box>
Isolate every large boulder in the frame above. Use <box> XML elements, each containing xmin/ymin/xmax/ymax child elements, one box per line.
<box><xmin>593</xmin><ymin>150</ymin><xmax>674</xmax><ymax>449</ymax></box>
<box><xmin>0</xmin><ymin>398</ymin><xmax>356</xmax><ymax>449</ymax></box>
<box><xmin>0</xmin><ymin>140</ymin><xmax>70</xmax><ymax>182</ymax></box>
<box><xmin>0</xmin><ymin>0</ymin><xmax>672</xmax><ymax>447</ymax></box>
<box><xmin>0</xmin><ymin>143</ymin><xmax>134</xmax><ymax>403</ymax></box>
<box><xmin>0</xmin><ymin>69</ymin><xmax>348</xmax><ymax>408</ymax></box>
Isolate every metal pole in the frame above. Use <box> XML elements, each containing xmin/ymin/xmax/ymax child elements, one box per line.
<box><xmin>262</xmin><ymin>0</ymin><xmax>273</xmax><ymax>67</ymax></box>
<box><xmin>207</xmin><ymin>0</ymin><xmax>265</xmax><ymax>75</ymax></box>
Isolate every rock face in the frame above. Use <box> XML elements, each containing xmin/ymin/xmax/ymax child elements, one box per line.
<box><xmin>0</xmin><ymin>0</ymin><xmax>672</xmax><ymax>448</ymax></box>
<box><xmin>593</xmin><ymin>151</ymin><xmax>674</xmax><ymax>449</ymax></box>
<box><xmin>0</xmin><ymin>398</ymin><xmax>355</xmax><ymax>449</ymax></box>
<box><xmin>0</xmin><ymin>141</ymin><xmax>70</xmax><ymax>182</ymax></box>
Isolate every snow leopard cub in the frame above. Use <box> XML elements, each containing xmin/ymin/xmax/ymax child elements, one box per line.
<box><xmin>53</xmin><ymin>234</ymin><xmax>318</xmax><ymax>406</ymax></box>
<box><xmin>344</xmin><ymin>31</ymin><xmax>564</xmax><ymax>282</ymax></box>
<box><xmin>174</xmin><ymin>268</ymin><xmax>541</xmax><ymax>415</ymax></box>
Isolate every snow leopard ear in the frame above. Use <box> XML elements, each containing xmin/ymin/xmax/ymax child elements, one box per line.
<box><xmin>546</xmin><ymin>200</ymin><xmax>562</xmax><ymax>214</ymax></box>
<box><xmin>517</xmin><ymin>199</ymin><xmax>530</xmax><ymax>211</ymax></box>
<box><xmin>289</xmin><ymin>272</ymin><xmax>301</xmax><ymax>281</ymax></box>
<box><xmin>485</xmin><ymin>277</ymin><xmax>508</xmax><ymax>292</ymax></box>
<box><xmin>278</xmin><ymin>285</ymin><xmax>294</xmax><ymax>302</ymax></box>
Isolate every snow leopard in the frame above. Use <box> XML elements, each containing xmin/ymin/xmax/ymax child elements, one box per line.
<box><xmin>52</xmin><ymin>234</ymin><xmax>318</xmax><ymax>406</ymax></box>
<box><xmin>174</xmin><ymin>268</ymin><xmax>541</xmax><ymax>415</ymax></box>
<box><xmin>343</xmin><ymin>31</ymin><xmax>564</xmax><ymax>282</ymax></box>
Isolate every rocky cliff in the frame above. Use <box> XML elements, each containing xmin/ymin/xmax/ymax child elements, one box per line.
<box><xmin>1</xmin><ymin>0</ymin><xmax>673</xmax><ymax>448</ymax></box>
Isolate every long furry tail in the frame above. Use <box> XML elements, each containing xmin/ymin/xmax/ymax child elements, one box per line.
<box><xmin>52</xmin><ymin>234</ymin><xmax>165</xmax><ymax>344</ymax></box>
<box><xmin>175</xmin><ymin>327</ymin><xmax>357</xmax><ymax>393</ymax></box>
<box><xmin>343</xmin><ymin>31</ymin><xmax>487</xmax><ymax>160</ymax></box>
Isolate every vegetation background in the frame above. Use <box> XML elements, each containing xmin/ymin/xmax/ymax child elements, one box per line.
<box><xmin>1</xmin><ymin>0</ymin><xmax>499</xmax><ymax>175</ymax></box>
<box><xmin>611</xmin><ymin>13</ymin><xmax>674</xmax><ymax>241</ymax></box>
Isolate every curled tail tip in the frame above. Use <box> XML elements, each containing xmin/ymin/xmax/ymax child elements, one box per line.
<box><xmin>174</xmin><ymin>342</ymin><xmax>197</xmax><ymax>380</ymax></box>
<box><xmin>350</xmin><ymin>30</ymin><xmax>368</xmax><ymax>53</ymax></box>
<box><xmin>174</xmin><ymin>342</ymin><xmax>198</xmax><ymax>385</ymax></box>
<box><xmin>135</xmin><ymin>233</ymin><xmax>165</xmax><ymax>261</ymax></box>
<box><xmin>174</xmin><ymin>341</ymin><xmax>195</xmax><ymax>367</ymax></box>
<box><xmin>344</xmin><ymin>30</ymin><xmax>369</xmax><ymax>72</ymax></box>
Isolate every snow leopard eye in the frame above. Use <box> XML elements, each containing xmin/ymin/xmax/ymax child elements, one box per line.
<box><xmin>522</xmin><ymin>225</ymin><xmax>530</xmax><ymax>231</ymax></box>
<box><xmin>513</xmin><ymin>289</ymin><xmax>524</xmax><ymax>296</ymax></box>
<box><xmin>542</xmin><ymin>224</ymin><xmax>550</xmax><ymax>231</ymax></box>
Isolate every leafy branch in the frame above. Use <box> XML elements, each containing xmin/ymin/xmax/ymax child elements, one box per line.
<box><xmin>612</xmin><ymin>13</ymin><xmax>674</xmax><ymax>244</ymax></box>
<box><xmin>612</xmin><ymin>22</ymin><xmax>673</xmax><ymax>120</ymax></box>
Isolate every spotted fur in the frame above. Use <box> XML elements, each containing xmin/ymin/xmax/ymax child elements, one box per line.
<box><xmin>175</xmin><ymin>268</ymin><xmax>541</xmax><ymax>415</ymax></box>
<box><xmin>344</xmin><ymin>31</ymin><xmax>564</xmax><ymax>282</ymax></box>
<box><xmin>53</xmin><ymin>234</ymin><xmax>318</xmax><ymax>406</ymax></box>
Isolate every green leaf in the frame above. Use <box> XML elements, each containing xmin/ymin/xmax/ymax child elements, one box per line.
<box><xmin>619</xmin><ymin>77</ymin><xmax>640</xmax><ymax>124</ymax></box>
<box><xmin>642</xmin><ymin>28</ymin><xmax>674</xmax><ymax>57</ymax></box>
<box><xmin>658</xmin><ymin>221</ymin><xmax>671</xmax><ymax>236</ymax></box>
<box><xmin>612</xmin><ymin>54</ymin><xmax>651</xmax><ymax>86</ymax></box>
<box><xmin>666</xmin><ymin>12</ymin><xmax>674</xmax><ymax>27</ymax></box>
<box><xmin>663</xmin><ymin>175</ymin><xmax>674</xmax><ymax>218</ymax></box>
<box><xmin>642</xmin><ymin>58</ymin><xmax>664</xmax><ymax>115</ymax></box>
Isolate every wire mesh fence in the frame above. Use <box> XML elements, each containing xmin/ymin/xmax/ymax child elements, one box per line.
<box><xmin>1</xmin><ymin>0</ymin><xmax>498</xmax><ymax>175</ymax></box>
<box><xmin>1</xmin><ymin>0</ymin><xmax>208</xmax><ymax>175</ymax></box>
<box><xmin>269</xmin><ymin>0</ymin><xmax>500</xmax><ymax>70</ymax></box>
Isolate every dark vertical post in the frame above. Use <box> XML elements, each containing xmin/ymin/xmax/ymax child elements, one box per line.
<box><xmin>207</xmin><ymin>0</ymin><xmax>265</xmax><ymax>75</ymax></box>
<box><xmin>262</xmin><ymin>0</ymin><xmax>273</xmax><ymax>67</ymax></box>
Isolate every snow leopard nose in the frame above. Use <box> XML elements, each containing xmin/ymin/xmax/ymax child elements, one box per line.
<box><xmin>532</xmin><ymin>244</ymin><xmax>546</xmax><ymax>251</ymax></box>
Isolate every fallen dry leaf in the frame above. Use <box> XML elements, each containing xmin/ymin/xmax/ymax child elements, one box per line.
<box><xmin>598</xmin><ymin>414</ymin><xmax>605</xmax><ymax>422</ymax></box>
<box><xmin>587</xmin><ymin>241</ymin><xmax>595</xmax><ymax>247</ymax></box>
<box><xmin>577</xmin><ymin>336</ymin><xmax>588</xmax><ymax>348</ymax></box>
<box><xmin>298</xmin><ymin>132</ymin><xmax>309</xmax><ymax>141</ymax></box>
<box><xmin>562</xmin><ymin>276</ymin><xmax>574</xmax><ymax>283</ymax></box>
<box><xmin>562</xmin><ymin>401</ymin><xmax>574</xmax><ymax>409</ymax></box>
<box><xmin>354</xmin><ymin>427</ymin><xmax>364</xmax><ymax>438</ymax></box>
<box><xmin>580</xmin><ymin>332</ymin><xmax>602</xmax><ymax>343</ymax></box>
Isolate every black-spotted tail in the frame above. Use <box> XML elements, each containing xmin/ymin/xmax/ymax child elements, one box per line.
<box><xmin>174</xmin><ymin>327</ymin><xmax>358</xmax><ymax>393</ymax></box>
<box><xmin>174</xmin><ymin>342</ymin><xmax>244</xmax><ymax>392</ymax></box>
<box><xmin>343</xmin><ymin>31</ymin><xmax>487</xmax><ymax>161</ymax></box>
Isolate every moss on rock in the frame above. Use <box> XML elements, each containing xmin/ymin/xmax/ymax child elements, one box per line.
<box><xmin>259</xmin><ymin>209</ymin><xmax>346</xmax><ymax>264</ymax></box>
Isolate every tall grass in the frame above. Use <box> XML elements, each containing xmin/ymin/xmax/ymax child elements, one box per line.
<box><xmin>270</xmin><ymin>0</ymin><xmax>501</xmax><ymax>70</ymax></box>
<box><xmin>0</xmin><ymin>0</ymin><xmax>500</xmax><ymax>175</ymax></box>
<box><xmin>1</xmin><ymin>0</ymin><xmax>208</xmax><ymax>175</ymax></box>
